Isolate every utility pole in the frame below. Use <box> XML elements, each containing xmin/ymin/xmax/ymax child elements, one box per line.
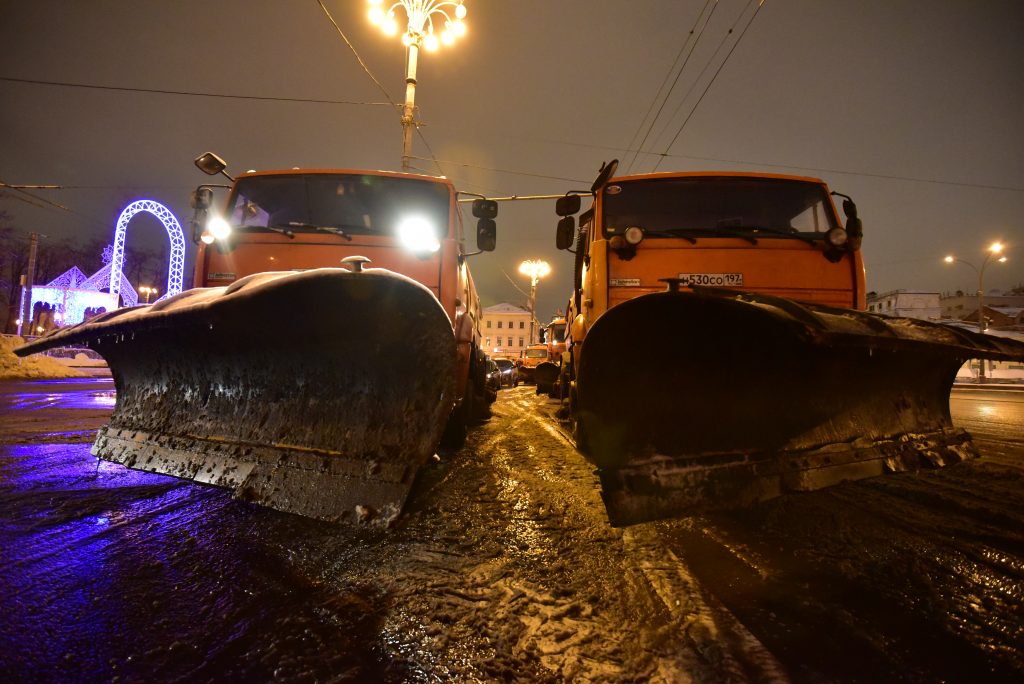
<box><xmin>367</xmin><ymin>0</ymin><xmax>468</xmax><ymax>172</ymax></box>
<box><xmin>401</xmin><ymin>42</ymin><xmax>419</xmax><ymax>172</ymax></box>
<box><xmin>17</xmin><ymin>232</ymin><xmax>39</xmax><ymax>337</ymax></box>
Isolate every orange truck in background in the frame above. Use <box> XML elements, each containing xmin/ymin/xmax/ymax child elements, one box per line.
<box><xmin>550</xmin><ymin>161</ymin><xmax>1024</xmax><ymax>526</ymax></box>
<box><xmin>532</xmin><ymin>315</ymin><xmax>567</xmax><ymax>396</ymax></box>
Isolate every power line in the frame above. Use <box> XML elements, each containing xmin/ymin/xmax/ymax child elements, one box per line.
<box><xmin>623</xmin><ymin>0</ymin><xmax>717</xmax><ymax>175</ymax></box>
<box><xmin>410</xmin><ymin>157</ymin><xmax>588</xmax><ymax>184</ymax></box>
<box><xmin>0</xmin><ymin>75</ymin><xmax>392</xmax><ymax>107</ymax></box>
<box><xmin>0</xmin><ymin>180</ymin><xmax>113</xmax><ymax>230</ymax></box>
<box><xmin>315</xmin><ymin>0</ymin><xmax>399</xmax><ymax>110</ymax></box>
<box><xmin>653</xmin><ymin>0</ymin><xmax>765</xmax><ymax>171</ymax></box>
<box><xmin>315</xmin><ymin>0</ymin><xmax>444</xmax><ymax>175</ymax></box>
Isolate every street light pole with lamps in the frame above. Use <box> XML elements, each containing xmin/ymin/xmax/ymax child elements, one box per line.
<box><xmin>944</xmin><ymin>241</ymin><xmax>1008</xmax><ymax>382</ymax></box>
<box><xmin>139</xmin><ymin>286</ymin><xmax>158</xmax><ymax>304</ymax></box>
<box><xmin>367</xmin><ymin>0</ymin><xmax>468</xmax><ymax>172</ymax></box>
<box><xmin>518</xmin><ymin>259</ymin><xmax>550</xmax><ymax>345</ymax></box>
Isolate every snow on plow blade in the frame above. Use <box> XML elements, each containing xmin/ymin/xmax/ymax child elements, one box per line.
<box><xmin>575</xmin><ymin>288</ymin><xmax>1024</xmax><ymax>526</ymax></box>
<box><xmin>17</xmin><ymin>268</ymin><xmax>456</xmax><ymax>525</ymax></box>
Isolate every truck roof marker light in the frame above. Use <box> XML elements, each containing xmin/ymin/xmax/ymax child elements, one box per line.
<box><xmin>398</xmin><ymin>216</ymin><xmax>440</xmax><ymax>254</ymax></box>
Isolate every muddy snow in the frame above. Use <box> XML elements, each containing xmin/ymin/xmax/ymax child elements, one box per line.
<box><xmin>2</xmin><ymin>381</ymin><xmax>1023</xmax><ymax>682</ymax></box>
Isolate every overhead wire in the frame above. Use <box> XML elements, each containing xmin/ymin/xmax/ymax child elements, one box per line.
<box><xmin>0</xmin><ymin>75</ymin><xmax>392</xmax><ymax>107</ymax></box>
<box><xmin>623</xmin><ymin>0</ymin><xmax>717</xmax><ymax>175</ymax></box>
<box><xmin>652</xmin><ymin>0</ymin><xmax>765</xmax><ymax>171</ymax></box>
<box><xmin>316</xmin><ymin>0</ymin><xmax>444</xmax><ymax>175</ymax></box>
<box><xmin>409</xmin><ymin>157</ymin><xmax>588</xmax><ymax>184</ymax></box>
<box><xmin>0</xmin><ymin>182</ymin><xmax>114</xmax><ymax>230</ymax></box>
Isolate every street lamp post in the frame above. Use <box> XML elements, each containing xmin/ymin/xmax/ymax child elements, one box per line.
<box><xmin>945</xmin><ymin>242</ymin><xmax>1007</xmax><ymax>382</ymax></box>
<box><xmin>139</xmin><ymin>286</ymin><xmax>158</xmax><ymax>304</ymax></box>
<box><xmin>518</xmin><ymin>259</ymin><xmax>551</xmax><ymax>345</ymax></box>
<box><xmin>367</xmin><ymin>0</ymin><xmax>468</xmax><ymax>172</ymax></box>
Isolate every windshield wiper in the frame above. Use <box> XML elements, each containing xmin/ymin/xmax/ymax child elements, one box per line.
<box><xmin>718</xmin><ymin>224</ymin><xmax>820</xmax><ymax>247</ymax></box>
<box><xmin>644</xmin><ymin>228</ymin><xmax>698</xmax><ymax>244</ymax></box>
<box><xmin>264</xmin><ymin>225</ymin><xmax>295</xmax><ymax>239</ymax></box>
<box><xmin>284</xmin><ymin>222</ymin><xmax>354</xmax><ymax>241</ymax></box>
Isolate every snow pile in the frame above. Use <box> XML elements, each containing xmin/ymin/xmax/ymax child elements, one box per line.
<box><xmin>0</xmin><ymin>335</ymin><xmax>85</xmax><ymax>380</ymax></box>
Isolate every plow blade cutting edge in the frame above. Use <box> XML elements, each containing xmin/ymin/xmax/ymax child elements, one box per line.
<box><xmin>17</xmin><ymin>268</ymin><xmax>457</xmax><ymax>525</ymax></box>
<box><xmin>574</xmin><ymin>288</ymin><xmax>1024</xmax><ymax>526</ymax></box>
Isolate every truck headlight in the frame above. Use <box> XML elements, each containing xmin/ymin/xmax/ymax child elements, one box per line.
<box><xmin>397</xmin><ymin>216</ymin><xmax>440</xmax><ymax>254</ymax></box>
<box><xmin>825</xmin><ymin>226</ymin><xmax>848</xmax><ymax>248</ymax></box>
<box><xmin>624</xmin><ymin>226</ymin><xmax>645</xmax><ymax>245</ymax></box>
<box><xmin>208</xmin><ymin>215</ymin><xmax>232</xmax><ymax>241</ymax></box>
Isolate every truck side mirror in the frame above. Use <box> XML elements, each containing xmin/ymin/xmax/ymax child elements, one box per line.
<box><xmin>195</xmin><ymin>152</ymin><xmax>228</xmax><ymax>176</ymax></box>
<box><xmin>555</xmin><ymin>195</ymin><xmax>581</xmax><ymax>217</ymax></box>
<box><xmin>472</xmin><ymin>199</ymin><xmax>498</xmax><ymax>220</ymax></box>
<box><xmin>590</xmin><ymin>159</ymin><xmax>620</xmax><ymax>194</ymax></box>
<box><xmin>846</xmin><ymin>216</ymin><xmax>863</xmax><ymax>250</ymax></box>
<box><xmin>556</xmin><ymin>216</ymin><xmax>575</xmax><ymax>250</ymax></box>
<box><xmin>190</xmin><ymin>187</ymin><xmax>213</xmax><ymax>243</ymax></box>
<box><xmin>842</xmin><ymin>198</ymin><xmax>858</xmax><ymax>219</ymax></box>
<box><xmin>477</xmin><ymin>218</ymin><xmax>496</xmax><ymax>252</ymax></box>
<box><xmin>191</xmin><ymin>187</ymin><xmax>213</xmax><ymax>210</ymax></box>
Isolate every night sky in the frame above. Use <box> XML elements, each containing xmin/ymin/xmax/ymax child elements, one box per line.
<box><xmin>2</xmin><ymin>0</ymin><xmax>1022</xmax><ymax>318</ymax></box>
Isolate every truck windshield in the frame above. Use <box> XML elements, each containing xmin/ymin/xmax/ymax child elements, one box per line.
<box><xmin>227</xmin><ymin>174</ymin><xmax>451</xmax><ymax>236</ymax></box>
<box><xmin>601</xmin><ymin>177</ymin><xmax>837</xmax><ymax>239</ymax></box>
<box><xmin>524</xmin><ymin>349</ymin><xmax>547</xmax><ymax>359</ymax></box>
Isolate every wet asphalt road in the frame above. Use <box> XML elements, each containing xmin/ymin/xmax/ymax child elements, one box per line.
<box><xmin>0</xmin><ymin>379</ymin><xmax>1022</xmax><ymax>682</ymax></box>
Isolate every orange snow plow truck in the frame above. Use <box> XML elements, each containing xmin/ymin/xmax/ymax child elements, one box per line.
<box><xmin>553</xmin><ymin>160</ymin><xmax>1024</xmax><ymax>526</ymax></box>
<box><xmin>17</xmin><ymin>153</ymin><xmax>499</xmax><ymax>525</ymax></box>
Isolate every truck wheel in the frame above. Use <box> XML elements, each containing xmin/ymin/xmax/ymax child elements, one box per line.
<box><xmin>439</xmin><ymin>402</ymin><xmax>468</xmax><ymax>449</ymax></box>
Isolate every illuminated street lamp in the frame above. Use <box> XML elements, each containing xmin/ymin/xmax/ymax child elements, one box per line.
<box><xmin>944</xmin><ymin>242</ymin><xmax>1008</xmax><ymax>382</ymax></box>
<box><xmin>139</xmin><ymin>285</ymin><xmax>158</xmax><ymax>304</ymax></box>
<box><xmin>367</xmin><ymin>0</ymin><xmax>468</xmax><ymax>172</ymax></box>
<box><xmin>518</xmin><ymin>259</ymin><xmax>551</xmax><ymax>344</ymax></box>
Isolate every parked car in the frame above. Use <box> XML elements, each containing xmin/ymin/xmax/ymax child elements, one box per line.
<box><xmin>493</xmin><ymin>358</ymin><xmax>519</xmax><ymax>387</ymax></box>
<box><xmin>485</xmin><ymin>358</ymin><xmax>502</xmax><ymax>393</ymax></box>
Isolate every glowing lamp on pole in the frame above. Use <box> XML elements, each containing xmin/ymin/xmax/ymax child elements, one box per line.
<box><xmin>367</xmin><ymin>0</ymin><xmax>469</xmax><ymax>172</ymax></box>
<box><xmin>944</xmin><ymin>241</ymin><xmax>1008</xmax><ymax>382</ymax></box>
<box><xmin>518</xmin><ymin>259</ymin><xmax>551</xmax><ymax>345</ymax></box>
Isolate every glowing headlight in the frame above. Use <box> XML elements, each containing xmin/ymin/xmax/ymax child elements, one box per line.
<box><xmin>397</xmin><ymin>216</ymin><xmax>440</xmax><ymax>254</ymax></box>
<box><xmin>200</xmin><ymin>232</ymin><xmax>215</xmax><ymax>245</ymax></box>
<box><xmin>207</xmin><ymin>215</ymin><xmax>232</xmax><ymax>241</ymax></box>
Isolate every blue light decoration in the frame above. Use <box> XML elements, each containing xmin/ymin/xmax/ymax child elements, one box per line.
<box><xmin>110</xmin><ymin>200</ymin><xmax>185</xmax><ymax>304</ymax></box>
<box><xmin>27</xmin><ymin>265</ymin><xmax>121</xmax><ymax>328</ymax></box>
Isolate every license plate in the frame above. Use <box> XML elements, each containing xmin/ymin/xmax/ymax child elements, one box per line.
<box><xmin>677</xmin><ymin>272</ymin><xmax>743</xmax><ymax>287</ymax></box>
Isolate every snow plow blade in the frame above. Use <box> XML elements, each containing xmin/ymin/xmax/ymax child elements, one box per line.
<box><xmin>17</xmin><ymin>268</ymin><xmax>456</xmax><ymax>525</ymax></box>
<box><xmin>574</xmin><ymin>288</ymin><xmax>1024</xmax><ymax>526</ymax></box>
<box><xmin>534</xmin><ymin>362</ymin><xmax>560</xmax><ymax>395</ymax></box>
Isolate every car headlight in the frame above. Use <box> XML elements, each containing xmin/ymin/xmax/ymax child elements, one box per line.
<box><xmin>207</xmin><ymin>215</ymin><xmax>232</xmax><ymax>241</ymax></box>
<box><xmin>397</xmin><ymin>216</ymin><xmax>440</xmax><ymax>254</ymax></box>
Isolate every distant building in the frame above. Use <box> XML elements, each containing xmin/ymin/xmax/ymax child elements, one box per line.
<box><xmin>866</xmin><ymin>290</ymin><xmax>940</xmax><ymax>320</ymax></box>
<box><xmin>962</xmin><ymin>306</ymin><xmax>1024</xmax><ymax>331</ymax></box>
<box><xmin>940</xmin><ymin>291</ymin><xmax>1024</xmax><ymax>323</ymax></box>
<box><xmin>481</xmin><ymin>303</ymin><xmax>532</xmax><ymax>357</ymax></box>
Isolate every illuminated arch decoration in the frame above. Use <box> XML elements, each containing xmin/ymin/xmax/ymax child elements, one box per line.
<box><xmin>110</xmin><ymin>200</ymin><xmax>185</xmax><ymax>304</ymax></box>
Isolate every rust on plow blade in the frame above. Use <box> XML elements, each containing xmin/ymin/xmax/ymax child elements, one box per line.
<box><xmin>575</xmin><ymin>288</ymin><xmax>1024</xmax><ymax>526</ymax></box>
<box><xmin>17</xmin><ymin>268</ymin><xmax>456</xmax><ymax>525</ymax></box>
